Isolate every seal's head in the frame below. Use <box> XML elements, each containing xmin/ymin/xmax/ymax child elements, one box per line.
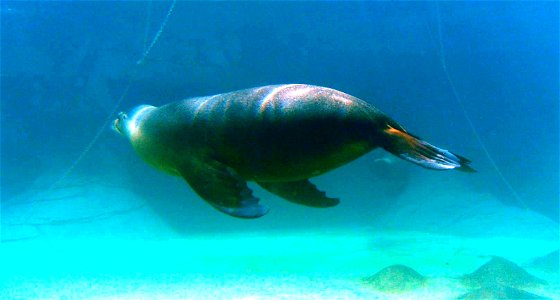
<box><xmin>112</xmin><ymin>105</ymin><xmax>156</xmax><ymax>140</ymax></box>
<box><xmin>112</xmin><ymin>111</ymin><xmax>128</xmax><ymax>136</ymax></box>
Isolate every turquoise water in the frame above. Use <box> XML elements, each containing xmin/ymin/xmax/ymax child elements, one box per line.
<box><xmin>2</xmin><ymin>1</ymin><xmax>558</xmax><ymax>299</ymax></box>
<box><xmin>2</xmin><ymin>229</ymin><xmax>558</xmax><ymax>298</ymax></box>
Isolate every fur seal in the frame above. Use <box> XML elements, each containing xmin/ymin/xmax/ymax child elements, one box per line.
<box><xmin>113</xmin><ymin>84</ymin><xmax>474</xmax><ymax>218</ymax></box>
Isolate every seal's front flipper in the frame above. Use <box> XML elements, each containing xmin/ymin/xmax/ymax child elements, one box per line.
<box><xmin>382</xmin><ymin>125</ymin><xmax>475</xmax><ymax>172</ymax></box>
<box><xmin>258</xmin><ymin>180</ymin><xmax>340</xmax><ymax>208</ymax></box>
<box><xmin>179</xmin><ymin>159</ymin><xmax>269</xmax><ymax>219</ymax></box>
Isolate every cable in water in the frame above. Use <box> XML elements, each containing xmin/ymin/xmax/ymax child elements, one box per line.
<box><xmin>434</xmin><ymin>1</ymin><xmax>529</xmax><ymax>210</ymax></box>
<box><xmin>42</xmin><ymin>0</ymin><xmax>177</xmax><ymax>197</ymax></box>
<box><xmin>142</xmin><ymin>0</ymin><xmax>153</xmax><ymax>54</ymax></box>
<box><xmin>137</xmin><ymin>0</ymin><xmax>176</xmax><ymax>65</ymax></box>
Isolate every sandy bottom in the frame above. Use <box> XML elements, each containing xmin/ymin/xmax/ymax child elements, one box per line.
<box><xmin>2</xmin><ymin>229</ymin><xmax>558</xmax><ymax>299</ymax></box>
<box><xmin>2</xmin><ymin>169</ymin><xmax>559</xmax><ymax>299</ymax></box>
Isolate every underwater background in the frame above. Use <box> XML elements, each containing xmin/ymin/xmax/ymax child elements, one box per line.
<box><xmin>1</xmin><ymin>1</ymin><xmax>558</xmax><ymax>299</ymax></box>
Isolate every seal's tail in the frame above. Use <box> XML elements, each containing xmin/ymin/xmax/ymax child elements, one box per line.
<box><xmin>382</xmin><ymin>125</ymin><xmax>475</xmax><ymax>172</ymax></box>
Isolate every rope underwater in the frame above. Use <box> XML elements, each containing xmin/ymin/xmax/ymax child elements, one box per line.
<box><xmin>137</xmin><ymin>0</ymin><xmax>176</xmax><ymax>65</ymax></box>
<box><xmin>434</xmin><ymin>2</ymin><xmax>529</xmax><ymax>211</ymax></box>
<box><xmin>142</xmin><ymin>0</ymin><xmax>153</xmax><ymax>54</ymax></box>
<box><xmin>41</xmin><ymin>0</ymin><xmax>177</xmax><ymax>197</ymax></box>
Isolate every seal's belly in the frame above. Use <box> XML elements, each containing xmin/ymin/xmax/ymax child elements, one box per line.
<box><xmin>219</xmin><ymin>117</ymin><xmax>375</xmax><ymax>181</ymax></box>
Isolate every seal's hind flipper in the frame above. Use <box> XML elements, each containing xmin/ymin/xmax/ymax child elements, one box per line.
<box><xmin>382</xmin><ymin>125</ymin><xmax>475</xmax><ymax>172</ymax></box>
<box><xmin>258</xmin><ymin>180</ymin><xmax>340</xmax><ymax>207</ymax></box>
<box><xmin>179</xmin><ymin>159</ymin><xmax>269</xmax><ymax>219</ymax></box>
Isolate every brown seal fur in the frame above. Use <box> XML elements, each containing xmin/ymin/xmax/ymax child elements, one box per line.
<box><xmin>114</xmin><ymin>84</ymin><xmax>473</xmax><ymax>218</ymax></box>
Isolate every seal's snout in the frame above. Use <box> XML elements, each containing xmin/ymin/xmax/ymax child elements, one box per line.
<box><xmin>112</xmin><ymin>112</ymin><xmax>128</xmax><ymax>136</ymax></box>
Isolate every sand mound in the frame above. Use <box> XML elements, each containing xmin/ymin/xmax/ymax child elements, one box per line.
<box><xmin>362</xmin><ymin>264</ymin><xmax>426</xmax><ymax>293</ymax></box>
<box><xmin>461</xmin><ymin>256</ymin><xmax>547</xmax><ymax>289</ymax></box>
